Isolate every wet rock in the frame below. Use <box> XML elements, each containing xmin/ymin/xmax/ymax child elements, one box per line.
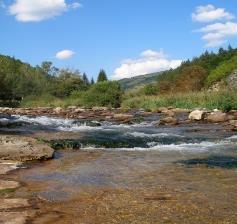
<box><xmin>159</xmin><ymin>117</ymin><xmax>178</xmax><ymax>125</ymax></box>
<box><xmin>0</xmin><ymin>135</ymin><xmax>54</xmax><ymax>161</ymax></box>
<box><xmin>207</xmin><ymin>111</ymin><xmax>228</xmax><ymax>123</ymax></box>
<box><xmin>189</xmin><ymin>110</ymin><xmax>206</xmax><ymax>121</ymax></box>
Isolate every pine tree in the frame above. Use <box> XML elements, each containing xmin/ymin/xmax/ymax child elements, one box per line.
<box><xmin>91</xmin><ymin>77</ymin><xmax>95</xmax><ymax>85</ymax></box>
<box><xmin>97</xmin><ymin>69</ymin><xmax>108</xmax><ymax>82</ymax></box>
<box><xmin>82</xmin><ymin>73</ymin><xmax>89</xmax><ymax>86</ymax></box>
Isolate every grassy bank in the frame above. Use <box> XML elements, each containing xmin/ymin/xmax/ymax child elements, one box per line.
<box><xmin>122</xmin><ymin>90</ymin><xmax>237</xmax><ymax>111</ymax></box>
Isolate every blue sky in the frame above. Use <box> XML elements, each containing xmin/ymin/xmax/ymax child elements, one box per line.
<box><xmin>0</xmin><ymin>0</ymin><xmax>237</xmax><ymax>80</ymax></box>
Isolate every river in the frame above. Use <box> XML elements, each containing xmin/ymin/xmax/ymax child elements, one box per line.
<box><xmin>2</xmin><ymin>114</ymin><xmax>237</xmax><ymax>223</ymax></box>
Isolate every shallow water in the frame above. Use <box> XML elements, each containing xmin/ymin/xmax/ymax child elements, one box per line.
<box><xmin>2</xmin><ymin>115</ymin><xmax>237</xmax><ymax>223</ymax></box>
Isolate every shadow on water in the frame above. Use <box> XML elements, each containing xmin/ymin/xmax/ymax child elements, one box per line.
<box><xmin>177</xmin><ymin>155</ymin><xmax>237</xmax><ymax>169</ymax></box>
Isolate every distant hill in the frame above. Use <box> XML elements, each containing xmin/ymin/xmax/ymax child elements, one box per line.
<box><xmin>118</xmin><ymin>72</ymin><xmax>162</xmax><ymax>90</ymax></box>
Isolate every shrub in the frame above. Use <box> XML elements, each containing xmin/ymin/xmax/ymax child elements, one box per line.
<box><xmin>82</xmin><ymin>81</ymin><xmax>122</xmax><ymax>108</ymax></box>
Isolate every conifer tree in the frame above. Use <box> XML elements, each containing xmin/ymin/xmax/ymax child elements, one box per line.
<box><xmin>97</xmin><ymin>69</ymin><xmax>108</xmax><ymax>82</ymax></box>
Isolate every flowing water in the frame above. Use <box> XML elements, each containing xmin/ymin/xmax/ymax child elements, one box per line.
<box><xmin>1</xmin><ymin>114</ymin><xmax>237</xmax><ymax>223</ymax></box>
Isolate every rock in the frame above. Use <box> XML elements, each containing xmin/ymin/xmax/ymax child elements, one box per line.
<box><xmin>171</xmin><ymin>108</ymin><xmax>191</xmax><ymax>113</ymax></box>
<box><xmin>0</xmin><ymin>180</ymin><xmax>20</xmax><ymax>190</ymax></box>
<box><xmin>0</xmin><ymin>161</ymin><xmax>21</xmax><ymax>175</ymax></box>
<box><xmin>162</xmin><ymin>110</ymin><xmax>175</xmax><ymax>117</ymax></box>
<box><xmin>207</xmin><ymin>111</ymin><xmax>228</xmax><ymax>123</ymax></box>
<box><xmin>67</xmin><ymin>106</ymin><xmax>77</xmax><ymax>110</ymax></box>
<box><xmin>0</xmin><ymin>199</ymin><xmax>29</xmax><ymax>210</ymax></box>
<box><xmin>228</xmin><ymin>120</ymin><xmax>237</xmax><ymax>131</ymax></box>
<box><xmin>189</xmin><ymin>110</ymin><xmax>206</xmax><ymax>121</ymax></box>
<box><xmin>156</xmin><ymin>107</ymin><xmax>168</xmax><ymax>113</ymax></box>
<box><xmin>0</xmin><ymin>135</ymin><xmax>54</xmax><ymax>161</ymax></box>
<box><xmin>113</xmin><ymin>114</ymin><xmax>133</xmax><ymax>119</ymax></box>
<box><xmin>159</xmin><ymin>117</ymin><xmax>178</xmax><ymax>125</ymax></box>
<box><xmin>226</xmin><ymin>70</ymin><xmax>237</xmax><ymax>90</ymax></box>
<box><xmin>0</xmin><ymin>211</ymin><xmax>35</xmax><ymax>224</ymax></box>
<box><xmin>53</xmin><ymin>107</ymin><xmax>63</xmax><ymax>114</ymax></box>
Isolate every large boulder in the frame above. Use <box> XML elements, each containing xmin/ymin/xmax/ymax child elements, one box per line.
<box><xmin>206</xmin><ymin>111</ymin><xmax>228</xmax><ymax>123</ymax></box>
<box><xmin>0</xmin><ymin>135</ymin><xmax>54</xmax><ymax>161</ymax></box>
<box><xmin>188</xmin><ymin>110</ymin><xmax>206</xmax><ymax>121</ymax></box>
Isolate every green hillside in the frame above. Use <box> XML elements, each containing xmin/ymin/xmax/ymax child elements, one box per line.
<box><xmin>118</xmin><ymin>72</ymin><xmax>161</xmax><ymax>90</ymax></box>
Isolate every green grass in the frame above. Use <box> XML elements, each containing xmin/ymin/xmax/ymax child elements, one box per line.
<box><xmin>122</xmin><ymin>90</ymin><xmax>237</xmax><ymax>111</ymax></box>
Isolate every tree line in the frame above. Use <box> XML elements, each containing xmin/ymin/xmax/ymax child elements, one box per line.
<box><xmin>0</xmin><ymin>55</ymin><xmax>123</xmax><ymax>107</ymax></box>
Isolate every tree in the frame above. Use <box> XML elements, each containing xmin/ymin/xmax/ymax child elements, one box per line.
<box><xmin>97</xmin><ymin>69</ymin><xmax>108</xmax><ymax>82</ymax></box>
<box><xmin>91</xmin><ymin>77</ymin><xmax>95</xmax><ymax>85</ymax></box>
<box><xmin>82</xmin><ymin>73</ymin><xmax>89</xmax><ymax>86</ymax></box>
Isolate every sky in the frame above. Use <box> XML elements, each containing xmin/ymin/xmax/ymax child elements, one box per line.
<box><xmin>0</xmin><ymin>0</ymin><xmax>237</xmax><ymax>80</ymax></box>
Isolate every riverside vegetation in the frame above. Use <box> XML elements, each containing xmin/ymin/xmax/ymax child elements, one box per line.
<box><xmin>0</xmin><ymin>46</ymin><xmax>237</xmax><ymax>111</ymax></box>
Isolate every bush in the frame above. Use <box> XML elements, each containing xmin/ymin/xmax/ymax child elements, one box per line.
<box><xmin>143</xmin><ymin>84</ymin><xmax>157</xmax><ymax>95</ymax></box>
<box><xmin>82</xmin><ymin>81</ymin><xmax>122</xmax><ymax>108</ymax></box>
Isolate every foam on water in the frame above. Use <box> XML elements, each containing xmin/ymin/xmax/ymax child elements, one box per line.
<box><xmin>82</xmin><ymin>140</ymin><xmax>236</xmax><ymax>152</ymax></box>
<box><xmin>127</xmin><ymin>131</ymin><xmax>184</xmax><ymax>138</ymax></box>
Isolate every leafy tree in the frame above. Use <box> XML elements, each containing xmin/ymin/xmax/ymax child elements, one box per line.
<box><xmin>97</xmin><ymin>69</ymin><xmax>108</xmax><ymax>82</ymax></box>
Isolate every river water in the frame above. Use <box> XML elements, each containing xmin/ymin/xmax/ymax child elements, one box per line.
<box><xmin>1</xmin><ymin>114</ymin><xmax>237</xmax><ymax>223</ymax></box>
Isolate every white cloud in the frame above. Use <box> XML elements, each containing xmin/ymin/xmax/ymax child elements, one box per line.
<box><xmin>9</xmin><ymin>0</ymin><xmax>81</xmax><ymax>22</ymax></box>
<box><xmin>112</xmin><ymin>50</ymin><xmax>182</xmax><ymax>80</ymax></box>
<box><xmin>192</xmin><ymin>4</ymin><xmax>234</xmax><ymax>23</ymax></box>
<box><xmin>198</xmin><ymin>22</ymin><xmax>237</xmax><ymax>47</ymax></box>
<box><xmin>56</xmin><ymin>50</ymin><xmax>75</xmax><ymax>60</ymax></box>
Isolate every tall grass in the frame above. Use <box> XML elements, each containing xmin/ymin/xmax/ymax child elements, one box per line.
<box><xmin>122</xmin><ymin>90</ymin><xmax>237</xmax><ymax>111</ymax></box>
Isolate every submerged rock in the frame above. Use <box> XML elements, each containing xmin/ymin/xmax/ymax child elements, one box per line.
<box><xmin>0</xmin><ymin>135</ymin><xmax>54</xmax><ymax>161</ymax></box>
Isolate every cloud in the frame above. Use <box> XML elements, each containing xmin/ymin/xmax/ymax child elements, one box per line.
<box><xmin>198</xmin><ymin>22</ymin><xmax>237</xmax><ymax>47</ymax></box>
<box><xmin>112</xmin><ymin>50</ymin><xmax>182</xmax><ymax>80</ymax></box>
<box><xmin>56</xmin><ymin>50</ymin><xmax>75</xmax><ymax>60</ymax></box>
<box><xmin>9</xmin><ymin>0</ymin><xmax>81</xmax><ymax>22</ymax></box>
<box><xmin>192</xmin><ymin>4</ymin><xmax>234</xmax><ymax>23</ymax></box>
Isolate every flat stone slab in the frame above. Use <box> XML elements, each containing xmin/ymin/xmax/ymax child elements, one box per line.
<box><xmin>0</xmin><ymin>180</ymin><xmax>20</xmax><ymax>191</ymax></box>
<box><xmin>0</xmin><ymin>211</ymin><xmax>35</xmax><ymax>224</ymax></box>
<box><xmin>0</xmin><ymin>135</ymin><xmax>54</xmax><ymax>161</ymax></box>
<box><xmin>0</xmin><ymin>199</ymin><xmax>29</xmax><ymax>210</ymax></box>
<box><xmin>0</xmin><ymin>161</ymin><xmax>21</xmax><ymax>175</ymax></box>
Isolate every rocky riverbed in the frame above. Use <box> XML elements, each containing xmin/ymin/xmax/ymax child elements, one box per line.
<box><xmin>0</xmin><ymin>107</ymin><xmax>237</xmax><ymax>223</ymax></box>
